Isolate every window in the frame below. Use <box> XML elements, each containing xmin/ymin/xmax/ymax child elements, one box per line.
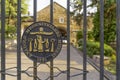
<box><xmin>59</xmin><ymin>17</ymin><xmax>64</xmax><ymax>23</ymax></box>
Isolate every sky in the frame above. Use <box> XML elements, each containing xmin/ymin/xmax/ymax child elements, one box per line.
<box><xmin>28</xmin><ymin>0</ymin><xmax>97</xmax><ymax>15</ymax></box>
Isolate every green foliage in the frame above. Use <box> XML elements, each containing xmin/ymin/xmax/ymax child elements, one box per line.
<box><xmin>105</xmin><ymin>54</ymin><xmax>116</xmax><ymax>74</ymax></box>
<box><xmin>21</xmin><ymin>0</ymin><xmax>30</xmax><ymax>14</ymax></box>
<box><xmin>92</xmin><ymin>2</ymin><xmax>116</xmax><ymax>44</ymax></box>
<box><xmin>72</xmin><ymin>0</ymin><xmax>82</xmax><ymax>12</ymax></box>
<box><xmin>71</xmin><ymin>0</ymin><xmax>97</xmax><ymax>26</ymax></box>
<box><xmin>0</xmin><ymin>0</ymin><xmax>29</xmax><ymax>38</ymax></box>
<box><xmin>76</xmin><ymin>30</ymin><xmax>94</xmax><ymax>41</ymax></box>
<box><xmin>92</xmin><ymin>11</ymin><xmax>100</xmax><ymax>41</ymax></box>
<box><xmin>5</xmin><ymin>0</ymin><xmax>29</xmax><ymax>16</ymax></box>
<box><xmin>87</xmin><ymin>31</ymin><xmax>94</xmax><ymax>40</ymax></box>
<box><xmin>5</xmin><ymin>25</ymin><xmax>16</xmax><ymax>38</ymax></box>
<box><xmin>5</xmin><ymin>0</ymin><xmax>29</xmax><ymax>24</ymax></box>
<box><xmin>76</xmin><ymin>31</ymin><xmax>83</xmax><ymax>40</ymax></box>
<box><xmin>111</xmin><ymin>54</ymin><xmax>116</xmax><ymax>63</ymax></box>
<box><xmin>78</xmin><ymin>41</ymin><xmax>115</xmax><ymax>57</ymax></box>
<box><xmin>71</xmin><ymin>0</ymin><xmax>83</xmax><ymax>26</ymax></box>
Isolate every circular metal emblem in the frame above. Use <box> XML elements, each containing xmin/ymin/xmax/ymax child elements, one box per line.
<box><xmin>21</xmin><ymin>21</ymin><xmax>62</xmax><ymax>63</ymax></box>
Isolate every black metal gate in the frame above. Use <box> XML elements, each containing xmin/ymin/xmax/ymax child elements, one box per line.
<box><xmin>0</xmin><ymin>0</ymin><xmax>120</xmax><ymax>80</ymax></box>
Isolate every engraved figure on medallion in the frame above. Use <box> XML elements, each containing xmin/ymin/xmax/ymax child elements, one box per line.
<box><xmin>36</xmin><ymin>35</ymin><xmax>45</xmax><ymax>52</ymax></box>
<box><xmin>29</xmin><ymin>27</ymin><xmax>54</xmax><ymax>52</ymax></box>
<box><xmin>45</xmin><ymin>38</ymin><xmax>50</xmax><ymax>52</ymax></box>
<box><xmin>51</xmin><ymin>39</ymin><xmax>55</xmax><ymax>52</ymax></box>
<box><xmin>29</xmin><ymin>38</ymin><xmax>33</xmax><ymax>52</ymax></box>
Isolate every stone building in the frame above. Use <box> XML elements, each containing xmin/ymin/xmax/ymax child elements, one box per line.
<box><xmin>37</xmin><ymin>2</ymin><xmax>80</xmax><ymax>46</ymax></box>
<box><xmin>22</xmin><ymin>2</ymin><xmax>81</xmax><ymax>46</ymax></box>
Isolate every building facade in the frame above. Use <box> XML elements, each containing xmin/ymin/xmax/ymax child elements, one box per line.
<box><xmin>37</xmin><ymin>2</ymin><xmax>80</xmax><ymax>46</ymax></box>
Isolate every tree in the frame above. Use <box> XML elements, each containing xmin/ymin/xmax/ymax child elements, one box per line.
<box><xmin>72</xmin><ymin>0</ymin><xmax>116</xmax><ymax>44</ymax></box>
<box><xmin>71</xmin><ymin>0</ymin><xmax>97</xmax><ymax>26</ymax></box>
<box><xmin>5</xmin><ymin>0</ymin><xmax>29</xmax><ymax>24</ymax></box>
<box><xmin>70</xmin><ymin>0</ymin><xmax>83</xmax><ymax>26</ymax></box>
<box><xmin>0</xmin><ymin>0</ymin><xmax>29</xmax><ymax>38</ymax></box>
<box><xmin>92</xmin><ymin>1</ymin><xmax>116</xmax><ymax>44</ymax></box>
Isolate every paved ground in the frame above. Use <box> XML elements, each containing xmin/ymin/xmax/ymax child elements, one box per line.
<box><xmin>0</xmin><ymin>44</ymin><xmax>111</xmax><ymax>80</ymax></box>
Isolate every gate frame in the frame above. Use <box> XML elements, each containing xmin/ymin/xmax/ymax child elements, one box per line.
<box><xmin>1</xmin><ymin>0</ymin><xmax>120</xmax><ymax>80</ymax></box>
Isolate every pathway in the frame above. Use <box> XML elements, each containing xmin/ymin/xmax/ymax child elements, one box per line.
<box><xmin>0</xmin><ymin>45</ymin><xmax>109</xmax><ymax>80</ymax></box>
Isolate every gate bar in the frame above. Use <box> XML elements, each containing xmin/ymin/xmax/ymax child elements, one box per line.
<box><xmin>99</xmin><ymin>0</ymin><xmax>104</xmax><ymax>80</ymax></box>
<box><xmin>83</xmin><ymin>0</ymin><xmax>87</xmax><ymax>80</ymax></box>
<box><xmin>50</xmin><ymin>0</ymin><xmax>54</xmax><ymax>80</ymax></box>
<box><xmin>67</xmin><ymin>0</ymin><xmax>70</xmax><ymax>80</ymax></box>
<box><xmin>1</xmin><ymin>0</ymin><xmax>6</xmax><ymax>80</ymax></box>
<box><xmin>116</xmin><ymin>0</ymin><xmax>120</xmax><ymax>80</ymax></box>
<box><xmin>17</xmin><ymin>0</ymin><xmax>21</xmax><ymax>80</ymax></box>
<box><xmin>50</xmin><ymin>0</ymin><xmax>53</xmax><ymax>24</ymax></box>
<box><xmin>33</xmin><ymin>0</ymin><xmax>37</xmax><ymax>80</ymax></box>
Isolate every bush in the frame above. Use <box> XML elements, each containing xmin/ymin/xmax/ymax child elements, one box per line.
<box><xmin>79</xmin><ymin>41</ymin><xmax>115</xmax><ymax>57</ymax></box>
<box><xmin>87</xmin><ymin>31</ymin><xmax>94</xmax><ymax>40</ymax></box>
<box><xmin>111</xmin><ymin>54</ymin><xmax>116</xmax><ymax>64</ymax></box>
<box><xmin>76</xmin><ymin>31</ymin><xmax>83</xmax><ymax>41</ymax></box>
<box><xmin>77</xmin><ymin>31</ymin><xmax>94</xmax><ymax>40</ymax></box>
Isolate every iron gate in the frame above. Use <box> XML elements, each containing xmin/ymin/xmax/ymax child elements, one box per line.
<box><xmin>0</xmin><ymin>0</ymin><xmax>120</xmax><ymax>80</ymax></box>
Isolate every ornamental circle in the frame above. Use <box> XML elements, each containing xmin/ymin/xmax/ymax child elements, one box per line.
<box><xmin>21</xmin><ymin>21</ymin><xmax>62</xmax><ymax>63</ymax></box>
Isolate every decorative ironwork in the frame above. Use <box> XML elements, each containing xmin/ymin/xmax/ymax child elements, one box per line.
<box><xmin>21</xmin><ymin>21</ymin><xmax>62</xmax><ymax>63</ymax></box>
<box><xmin>0</xmin><ymin>65</ymin><xmax>88</xmax><ymax>80</ymax></box>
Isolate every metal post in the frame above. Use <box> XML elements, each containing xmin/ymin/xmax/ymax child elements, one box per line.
<box><xmin>33</xmin><ymin>0</ymin><xmax>37</xmax><ymax>80</ymax></box>
<box><xmin>1</xmin><ymin>0</ymin><xmax>6</xmax><ymax>80</ymax></box>
<box><xmin>116</xmin><ymin>0</ymin><xmax>120</xmax><ymax>80</ymax></box>
<box><xmin>50</xmin><ymin>0</ymin><xmax>54</xmax><ymax>80</ymax></box>
<box><xmin>67</xmin><ymin>0</ymin><xmax>70</xmax><ymax>80</ymax></box>
<box><xmin>100</xmin><ymin>0</ymin><xmax>104</xmax><ymax>80</ymax></box>
<box><xmin>34</xmin><ymin>0</ymin><xmax>37</xmax><ymax>22</ymax></box>
<box><xmin>83</xmin><ymin>0</ymin><xmax>87</xmax><ymax>80</ymax></box>
<box><xmin>17</xmin><ymin>0</ymin><xmax>21</xmax><ymax>80</ymax></box>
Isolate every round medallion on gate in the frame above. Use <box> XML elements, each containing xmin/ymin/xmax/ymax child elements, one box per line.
<box><xmin>21</xmin><ymin>21</ymin><xmax>62</xmax><ymax>63</ymax></box>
